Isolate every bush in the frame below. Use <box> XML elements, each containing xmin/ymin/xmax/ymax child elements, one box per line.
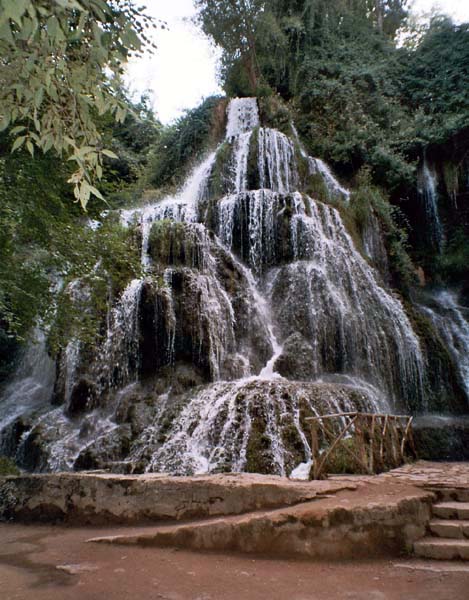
<box><xmin>350</xmin><ymin>168</ymin><xmax>416</xmax><ymax>292</ymax></box>
<box><xmin>146</xmin><ymin>96</ymin><xmax>225</xmax><ymax>191</ymax></box>
<box><xmin>0</xmin><ymin>456</ymin><xmax>20</xmax><ymax>476</ymax></box>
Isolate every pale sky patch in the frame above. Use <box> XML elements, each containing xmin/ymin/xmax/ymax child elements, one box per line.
<box><xmin>124</xmin><ymin>0</ymin><xmax>221</xmax><ymax>124</ymax></box>
<box><xmin>412</xmin><ymin>0</ymin><xmax>469</xmax><ymax>23</ymax></box>
<box><xmin>125</xmin><ymin>0</ymin><xmax>469</xmax><ymax>125</ymax></box>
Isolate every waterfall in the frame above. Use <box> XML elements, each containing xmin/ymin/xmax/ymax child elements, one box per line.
<box><xmin>226</xmin><ymin>97</ymin><xmax>260</xmax><ymax>138</ymax></box>
<box><xmin>308</xmin><ymin>157</ymin><xmax>351</xmax><ymax>202</ymax></box>
<box><xmin>291</xmin><ymin>123</ymin><xmax>350</xmax><ymax>202</ymax></box>
<box><xmin>0</xmin><ymin>329</ymin><xmax>55</xmax><ymax>433</ymax></box>
<box><xmin>0</xmin><ymin>97</ymin><xmax>433</xmax><ymax>475</ymax></box>
<box><xmin>258</xmin><ymin>128</ymin><xmax>298</xmax><ymax>193</ymax></box>
<box><xmin>419</xmin><ymin>290</ymin><xmax>469</xmax><ymax>401</ymax></box>
<box><xmin>128</xmin><ymin>379</ymin><xmax>377</xmax><ymax>476</ymax></box>
<box><xmin>275</xmin><ymin>200</ymin><xmax>424</xmax><ymax>407</ymax></box>
<box><xmin>95</xmin><ymin>278</ymin><xmax>144</xmax><ymax>391</ymax></box>
<box><xmin>418</xmin><ymin>159</ymin><xmax>444</xmax><ymax>252</ymax></box>
<box><xmin>362</xmin><ymin>210</ymin><xmax>390</xmax><ymax>280</ymax></box>
<box><xmin>121</xmin><ymin>151</ymin><xmax>217</xmax><ymax>268</ymax></box>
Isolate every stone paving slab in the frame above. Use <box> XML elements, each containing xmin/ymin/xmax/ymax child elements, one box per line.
<box><xmin>382</xmin><ymin>461</ymin><xmax>469</xmax><ymax>489</ymax></box>
<box><xmin>329</xmin><ymin>461</ymin><xmax>469</xmax><ymax>491</ymax></box>
<box><xmin>394</xmin><ymin>559</ymin><xmax>469</xmax><ymax>573</ymax></box>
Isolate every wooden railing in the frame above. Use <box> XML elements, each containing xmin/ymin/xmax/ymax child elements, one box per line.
<box><xmin>305</xmin><ymin>412</ymin><xmax>415</xmax><ymax>480</ymax></box>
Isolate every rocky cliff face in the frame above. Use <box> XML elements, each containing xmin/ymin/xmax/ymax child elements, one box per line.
<box><xmin>1</xmin><ymin>98</ymin><xmax>468</xmax><ymax>475</ymax></box>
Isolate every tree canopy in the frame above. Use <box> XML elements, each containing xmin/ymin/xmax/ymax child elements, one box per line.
<box><xmin>195</xmin><ymin>1</ymin><xmax>468</xmax><ymax>191</ymax></box>
<box><xmin>0</xmin><ymin>0</ymin><xmax>158</xmax><ymax>208</ymax></box>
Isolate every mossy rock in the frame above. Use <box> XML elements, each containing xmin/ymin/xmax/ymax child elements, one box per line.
<box><xmin>147</xmin><ymin>221</ymin><xmax>206</xmax><ymax>269</ymax></box>
<box><xmin>0</xmin><ymin>456</ymin><xmax>20</xmax><ymax>476</ymax></box>
<box><xmin>258</xmin><ymin>96</ymin><xmax>293</xmax><ymax>135</ymax></box>
<box><xmin>323</xmin><ymin>437</ymin><xmax>367</xmax><ymax>475</ymax></box>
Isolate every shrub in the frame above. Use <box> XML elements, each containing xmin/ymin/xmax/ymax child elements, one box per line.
<box><xmin>0</xmin><ymin>456</ymin><xmax>20</xmax><ymax>476</ymax></box>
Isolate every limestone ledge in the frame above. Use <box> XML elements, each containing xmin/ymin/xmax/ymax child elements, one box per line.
<box><xmin>88</xmin><ymin>481</ymin><xmax>434</xmax><ymax>559</ymax></box>
<box><xmin>0</xmin><ymin>472</ymin><xmax>354</xmax><ymax>525</ymax></box>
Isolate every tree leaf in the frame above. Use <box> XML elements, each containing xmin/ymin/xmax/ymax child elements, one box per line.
<box><xmin>3</xmin><ymin>0</ymin><xmax>28</xmax><ymax>26</ymax></box>
<box><xmin>0</xmin><ymin>20</ymin><xmax>14</xmax><ymax>44</ymax></box>
<box><xmin>0</xmin><ymin>114</ymin><xmax>11</xmax><ymax>132</ymax></box>
<box><xmin>10</xmin><ymin>126</ymin><xmax>26</xmax><ymax>135</ymax></box>
<box><xmin>53</xmin><ymin>0</ymin><xmax>85</xmax><ymax>10</ymax></box>
<box><xmin>11</xmin><ymin>136</ymin><xmax>26</xmax><ymax>152</ymax></box>
<box><xmin>101</xmin><ymin>149</ymin><xmax>118</xmax><ymax>159</ymax></box>
<box><xmin>88</xmin><ymin>185</ymin><xmax>104</xmax><ymax>200</ymax></box>
<box><xmin>26</xmin><ymin>139</ymin><xmax>34</xmax><ymax>157</ymax></box>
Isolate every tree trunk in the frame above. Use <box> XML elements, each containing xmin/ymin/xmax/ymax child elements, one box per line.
<box><xmin>375</xmin><ymin>0</ymin><xmax>384</xmax><ymax>32</ymax></box>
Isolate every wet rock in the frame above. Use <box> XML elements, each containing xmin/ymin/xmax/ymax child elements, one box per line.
<box><xmin>16</xmin><ymin>425</ymin><xmax>50</xmax><ymax>472</ymax></box>
<box><xmin>413</xmin><ymin>416</ymin><xmax>469</xmax><ymax>461</ymax></box>
<box><xmin>274</xmin><ymin>333</ymin><xmax>316</xmax><ymax>380</ymax></box>
<box><xmin>73</xmin><ymin>425</ymin><xmax>132</xmax><ymax>471</ymax></box>
<box><xmin>362</xmin><ymin>211</ymin><xmax>390</xmax><ymax>284</ymax></box>
<box><xmin>66</xmin><ymin>378</ymin><xmax>98</xmax><ymax>416</ymax></box>
<box><xmin>125</xmin><ymin>379</ymin><xmax>376</xmax><ymax>476</ymax></box>
<box><xmin>0</xmin><ymin>416</ymin><xmax>32</xmax><ymax>458</ymax></box>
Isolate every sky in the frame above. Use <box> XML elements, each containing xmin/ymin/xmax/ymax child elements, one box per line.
<box><xmin>125</xmin><ymin>0</ymin><xmax>221</xmax><ymax>124</ymax></box>
<box><xmin>125</xmin><ymin>0</ymin><xmax>469</xmax><ymax>125</ymax></box>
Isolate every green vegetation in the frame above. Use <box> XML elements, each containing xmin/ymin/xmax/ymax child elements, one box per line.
<box><xmin>208</xmin><ymin>140</ymin><xmax>234</xmax><ymax>198</ymax></box>
<box><xmin>147</xmin><ymin>221</ymin><xmax>204</xmax><ymax>270</ymax></box>
<box><xmin>47</xmin><ymin>214</ymin><xmax>142</xmax><ymax>356</ymax></box>
<box><xmin>99</xmin><ymin>93</ymin><xmax>161</xmax><ymax>205</ymax></box>
<box><xmin>146</xmin><ymin>96</ymin><xmax>226</xmax><ymax>191</ymax></box>
<box><xmin>349</xmin><ymin>168</ymin><xmax>415</xmax><ymax>291</ymax></box>
<box><xmin>0</xmin><ymin>455</ymin><xmax>20</xmax><ymax>476</ymax></box>
<box><xmin>323</xmin><ymin>437</ymin><xmax>365</xmax><ymax>475</ymax></box>
<box><xmin>0</xmin><ymin>0</ymin><xmax>159</xmax><ymax>207</ymax></box>
<box><xmin>0</xmin><ymin>0</ymin><xmax>162</xmax><ymax>382</ymax></box>
<box><xmin>436</xmin><ymin>228</ymin><xmax>469</xmax><ymax>285</ymax></box>
<box><xmin>0</xmin><ymin>88</ymin><xmax>149</xmax><ymax>378</ymax></box>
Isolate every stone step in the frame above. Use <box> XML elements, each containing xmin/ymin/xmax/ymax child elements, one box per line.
<box><xmin>428</xmin><ymin>488</ymin><xmax>469</xmax><ymax>503</ymax></box>
<box><xmin>433</xmin><ymin>502</ymin><xmax>469</xmax><ymax>520</ymax></box>
<box><xmin>414</xmin><ymin>538</ymin><xmax>469</xmax><ymax>560</ymax></box>
<box><xmin>429</xmin><ymin>520</ymin><xmax>469</xmax><ymax>539</ymax></box>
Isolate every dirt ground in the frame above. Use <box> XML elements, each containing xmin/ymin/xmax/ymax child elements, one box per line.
<box><xmin>1</xmin><ymin>523</ymin><xmax>469</xmax><ymax>600</ymax></box>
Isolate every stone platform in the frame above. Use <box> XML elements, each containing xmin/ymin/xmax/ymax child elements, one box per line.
<box><xmin>0</xmin><ymin>466</ymin><xmax>441</xmax><ymax>559</ymax></box>
<box><xmin>88</xmin><ymin>480</ymin><xmax>432</xmax><ymax>559</ymax></box>
<box><xmin>2</xmin><ymin>462</ymin><xmax>468</xmax><ymax>559</ymax></box>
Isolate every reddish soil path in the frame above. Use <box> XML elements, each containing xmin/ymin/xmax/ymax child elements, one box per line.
<box><xmin>1</xmin><ymin>523</ymin><xmax>469</xmax><ymax>600</ymax></box>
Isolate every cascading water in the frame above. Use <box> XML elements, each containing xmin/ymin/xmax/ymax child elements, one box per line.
<box><xmin>291</xmin><ymin>123</ymin><xmax>350</xmax><ymax>202</ymax></box>
<box><xmin>419</xmin><ymin>290</ymin><xmax>469</xmax><ymax>402</ymax></box>
<box><xmin>0</xmin><ymin>329</ymin><xmax>55</xmax><ymax>439</ymax></box>
<box><xmin>226</xmin><ymin>97</ymin><xmax>260</xmax><ymax>139</ymax></box>
<box><xmin>0</xmin><ymin>97</ymin><xmax>434</xmax><ymax>476</ymax></box>
<box><xmin>258</xmin><ymin>128</ymin><xmax>298</xmax><ymax>193</ymax></box>
<box><xmin>418</xmin><ymin>159</ymin><xmax>444</xmax><ymax>252</ymax></box>
<box><xmin>361</xmin><ymin>211</ymin><xmax>390</xmax><ymax>280</ymax></box>
<box><xmin>308</xmin><ymin>158</ymin><xmax>351</xmax><ymax>202</ymax></box>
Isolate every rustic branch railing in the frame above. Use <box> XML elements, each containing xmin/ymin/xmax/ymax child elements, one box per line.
<box><xmin>305</xmin><ymin>412</ymin><xmax>415</xmax><ymax>480</ymax></box>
